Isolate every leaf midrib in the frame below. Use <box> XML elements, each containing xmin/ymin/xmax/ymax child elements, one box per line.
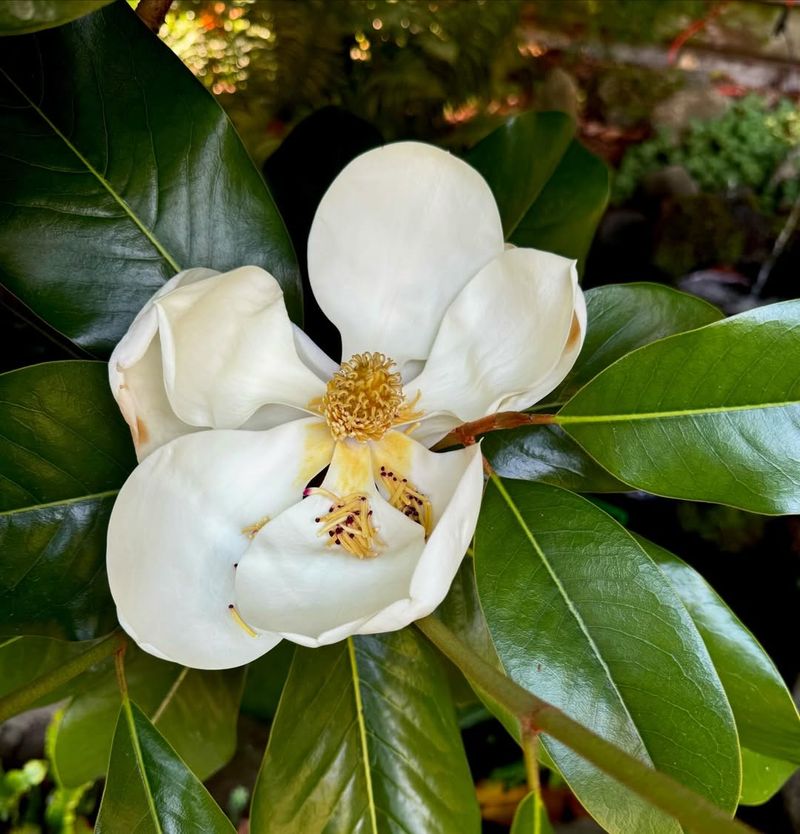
<box><xmin>0</xmin><ymin>489</ymin><xmax>118</xmax><ymax>517</ymax></box>
<box><xmin>488</xmin><ymin>475</ymin><xmax>653</xmax><ymax>766</ymax></box>
<box><xmin>347</xmin><ymin>637</ymin><xmax>379</xmax><ymax>834</ymax></box>
<box><xmin>123</xmin><ymin>699</ymin><xmax>164</xmax><ymax>834</ymax></box>
<box><xmin>0</xmin><ymin>61</ymin><xmax>180</xmax><ymax>273</ymax></box>
<box><xmin>558</xmin><ymin>399</ymin><xmax>799</xmax><ymax>425</ymax></box>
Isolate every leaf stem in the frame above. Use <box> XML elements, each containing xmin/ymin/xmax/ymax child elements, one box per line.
<box><xmin>521</xmin><ymin>723</ymin><xmax>544</xmax><ymax>834</ymax></box>
<box><xmin>0</xmin><ymin>630</ymin><xmax>125</xmax><ymax>724</ymax></box>
<box><xmin>415</xmin><ymin>616</ymin><xmax>758</xmax><ymax>834</ymax></box>
<box><xmin>434</xmin><ymin>411</ymin><xmax>557</xmax><ymax>450</ymax></box>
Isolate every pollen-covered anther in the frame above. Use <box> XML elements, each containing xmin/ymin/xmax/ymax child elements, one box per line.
<box><xmin>379</xmin><ymin>466</ymin><xmax>432</xmax><ymax>537</ymax></box>
<box><xmin>320</xmin><ymin>352</ymin><xmax>422</xmax><ymax>441</ymax></box>
<box><xmin>228</xmin><ymin>603</ymin><xmax>257</xmax><ymax>637</ymax></box>
<box><xmin>308</xmin><ymin>487</ymin><xmax>382</xmax><ymax>559</ymax></box>
<box><xmin>242</xmin><ymin>515</ymin><xmax>270</xmax><ymax>540</ymax></box>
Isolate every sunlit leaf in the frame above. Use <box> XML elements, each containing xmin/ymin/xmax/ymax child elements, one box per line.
<box><xmin>95</xmin><ymin>699</ymin><xmax>235</xmax><ymax>834</ymax></box>
<box><xmin>0</xmin><ymin>0</ymin><xmax>113</xmax><ymax>35</ymax></box>
<box><xmin>475</xmin><ymin>478</ymin><xmax>740</xmax><ymax>833</ymax></box>
<box><xmin>0</xmin><ymin>1</ymin><xmax>299</xmax><ymax>355</ymax></box>
<box><xmin>251</xmin><ymin>630</ymin><xmax>479</xmax><ymax>834</ymax></box>
<box><xmin>559</xmin><ymin>301</ymin><xmax>800</xmax><ymax>514</ymax></box>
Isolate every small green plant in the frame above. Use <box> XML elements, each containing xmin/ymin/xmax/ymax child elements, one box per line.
<box><xmin>615</xmin><ymin>95</ymin><xmax>800</xmax><ymax>212</ymax></box>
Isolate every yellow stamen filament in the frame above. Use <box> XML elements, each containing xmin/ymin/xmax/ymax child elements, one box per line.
<box><xmin>319</xmin><ymin>352</ymin><xmax>422</xmax><ymax>441</ymax></box>
<box><xmin>308</xmin><ymin>487</ymin><xmax>381</xmax><ymax>559</ymax></box>
<box><xmin>228</xmin><ymin>604</ymin><xmax>257</xmax><ymax>637</ymax></box>
<box><xmin>379</xmin><ymin>466</ymin><xmax>432</xmax><ymax>537</ymax></box>
<box><xmin>242</xmin><ymin>516</ymin><xmax>270</xmax><ymax>540</ymax></box>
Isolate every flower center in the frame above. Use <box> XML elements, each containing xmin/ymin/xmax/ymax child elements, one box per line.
<box><xmin>321</xmin><ymin>352</ymin><xmax>421</xmax><ymax>442</ymax></box>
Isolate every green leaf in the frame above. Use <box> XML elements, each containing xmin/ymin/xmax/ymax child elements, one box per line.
<box><xmin>0</xmin><ymin>1</ymin><xmax>299</xmax><ymax>356</ymax></box>
<box><xmin>558</xmin><ymin>301</ymin><xmax>800</xmax><ymax>514</ymax></box>
<box><xmin>51</xmin><ymin>645</ymin><xmax>244</xmax><ymax>788</ymax></box>
<box><xmin>638</xmin><ymin>535</ymin><xmax>800</xmax><ymax>803</ymax></box>
<box><xmin>475</xmin><ymin>478</ymin><xmax>740</xmax><ymax>834</ymax></box>
<box><xmin>466</xmin><ymin>111</ymin><xmax>608</xmax><ymax>266</ymax></box>
<box><xmin>0</xmin><ymin>0</ymin><xmax>113</xmax><ymax>35</ymax></box>
<box><xmin>0</xmin><ymin>636</ymin><xmax>98</xmax><ymax>703</ymax></box>
<box><xmin>436</xmin><ymin>558</ymin><xmax>520</xmax><ymax>742</ymax></box>
<box><xmin>95</xmin><ymin>699</ymin><xmax>236</xmax><ymax>834</ymax></box>
<box><xmin>483</xmin><ymin>424</ymin><xmax>627</xmax><ymax>493</ymax></box>
<box><xmin>0</xmin><ymin>361</ymin><xmax>134</xmax><ymax>511</ymax></box>
<box><xmin>0</xmin><ymin>361</ymin><xmax>133</xmax><ymax>639</ymax></box>
<box><xmin>510</xmin><ymin>140</ymin><xmax>609</xmax><ymax>268</ymax></box>
<box><xmin>251</xmin><ymin>630</ymin><xmax>480</xmax><ymax>834</ymax></box>
<box><xmin>554</xmin><ymin>283</ymin><xmax>724</xmax><ymax>403</ymax></box>
<box><xmin>466</xmin><ymin>111</ymin><xmax>575</xmax><ymax>238</ymax></box>
<box><xmin>509</xmin><ymin>792</ymin><xmax>555</xmax><ymax>834</ymax></box>
<box><xmin>739</xmin><ymin>748</ymin><xmax>797</xmax><ymax>806</ymax></box>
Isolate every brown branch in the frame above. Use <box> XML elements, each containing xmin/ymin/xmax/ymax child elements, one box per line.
<box><xmin>136</xmin><ymin>0</ymin><xmax>173</xmax><ymax>33</ymax></box>
<box><xmin>433</xmin><ymin>411</ymin><xmax>557</xmax><ymax>450</ymax></box>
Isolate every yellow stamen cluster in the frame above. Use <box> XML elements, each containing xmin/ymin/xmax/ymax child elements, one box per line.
<box><xmin>379</xmin><ymin>465</ymin><xmax>432</xmax><ymax>537</ymax></box>
<box><xmin>308</xmin><ymin>487</ymin><xmax>382</xmax><ymax>559</ymax></box>
<box><xmin>319</xmin><ymin>352</ymin><xmax>421</xmax><ymax>441</ymax></box>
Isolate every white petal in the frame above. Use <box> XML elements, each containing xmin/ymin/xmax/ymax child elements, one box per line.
<box><xmin>307</xmin><ymin>142</ymin><xmax>504</xmax><ymax>370</ymax></box>
<box><xmin>356</xmin><ymin>433</ymin><xmax>484</xmax><ymax>634</ymax></box>
<box><xmin>235</xmin><ymin>433</ymin><xmax>482</xmax><ymax>645</ymax></box>
<box><xmin>497</xmin><ymin>286</ymin><xmax>587</xmax><ymax>413</ymax></box>
<box><xmin>292</xmin><ymin>324</ymin><xmax>338</xmax><ymax>381</ymax></box>
<box><xmin>109</xmin><ymin>268</ymin><xmax>218</xmax><ymax>460</ymax></box>
<box><xmin>409</xmin><ymin>248</ymin><xmax>583</xmax><ymax>430</ymax></box>
<box><xmin>156</xmin><ymin>266</ymin><xmax>327</xmax><ymax>428</ymax></box>
<box><xmin>107</xmin><ymin>418</ymin><xmax>334</xmax><ymax>669</ymax></box>
<box><xmin>235</xmin><ymin>440</ymin><xmax>424</xmax><ymax>644</ymax></box>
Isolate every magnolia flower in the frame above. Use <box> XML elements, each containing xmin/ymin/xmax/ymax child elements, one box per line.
<box><xmin>107</xmin><ymin>142</ymin><xmax>585</xmax><ymax>670</ymax></box>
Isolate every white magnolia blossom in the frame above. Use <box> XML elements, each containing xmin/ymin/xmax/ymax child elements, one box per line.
<box><xmin>107</xmin><ymin>142</ymin><xmax>586</xmax><ymax>670</ymax></box>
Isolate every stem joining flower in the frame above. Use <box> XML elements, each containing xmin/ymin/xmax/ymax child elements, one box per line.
<box><xmin>319</xmin><ymin>351</ymin><xmax>421</xmax><ymax>441</ymax></box>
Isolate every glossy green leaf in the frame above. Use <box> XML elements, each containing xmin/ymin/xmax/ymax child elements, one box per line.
<box><xmin>51</xmin><ymin>644</ymin><xmax>244</xmax><ymax>788</ymax></box>
<box><xmin>510</xmin><ymin>140</ymin><xmax>609</xmax><ymax>267</ymax></box>
<box><xmin>510</xmin><ymin>792</ymin><xmax>555</xmax><ymax>834</ymax></box>
<box><xmin>0</xmin><ymin>1</ymin><xmax>299</xmax><ymax>356</ymax></box>
<box><xmin>1</xmin><ymin>493</ymin><xmax>118</xmax><ymax>641</ymax></box>
<box><xmin>0</xmin><ymin>0</ymin><xmax>113</xmax><ymax>35</ymax></box>
<box><xmin>466</xmin><ymin>111</ymin><xmax>575</xmax><ymax>238</ymax></box>
<box><xmin>475</xmin><ymin>478</ymin><xmax>740</xmax><ymax>834</ymax></box>
<box><xmin>638</xmin><ymin>535</ymin><xmax>800</xmax><ymax>803</ymax></box>
<box><xmin>483</xmin><ymin>424</ymin><xmax>627</xmax><ymax>493</ymax></box>
<box><xmin>559</xmin><ymin>301</ymin><xmax>800</xmax><ymax>514</ymax></box>
<box><xmin>251</xmin><ymin>630</ymin><xmax>480</xmax><ymax>834</ymax></box>
<box><xmin>0</xmin><ymin>636</ymin><xmax>97</xmax><ymax>702</ymax></box>
<box><xmin>553</xmin><ymin>283</ymin><xmax>724</xmax><ymax>404</ymax></box>
<box><xmin>436</xmin><ymin>558</ymin><xmax>520</xmax><ymax>742</ymax></box>
<box><xmin>0</xmin><ymin>361</ymin><xmax>134</xmax><ymax>510</ymax></box>
<box><xmin>640</xmin><ymin>536</ymin><xmax>800</xmax><ymax>763</ymax></box>
<box><xmin>483</xmin><ymin>285</ymin><xmax>720</xmax><ymax>492</ymax></box>
<box><xmin>0</xmin><ymin>361</ymin><xmax>133</xmax><ymax>639</ymax></box>
<box><xmin>95</xmin><ymin>699</ymin><xmax>236</xmax><ymax>834</ymax></box>
<box><xmin>739</xmin><ymin>748</ymin><xmax>797</xmax><ymax>806</ymax></box>
<box><xmin>466</xmin><ymin>111</ymin><xmax>608</xmax><ymax>266</ymax></box>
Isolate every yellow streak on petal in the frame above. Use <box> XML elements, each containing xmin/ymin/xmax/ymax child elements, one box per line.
<box><xmin>297</xmin><ymin>420</ymin><xmax>336</xmax><ymax>487</ymax></box>
<box><xmin>370</xmin><ymin>429</ymin><xmax>413</xmax><ymax>481</ymax></box>
<box><xmin>329</xmin><ymin>440</ymin><xmax>373</xmax><ymax>495</ymax></box>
